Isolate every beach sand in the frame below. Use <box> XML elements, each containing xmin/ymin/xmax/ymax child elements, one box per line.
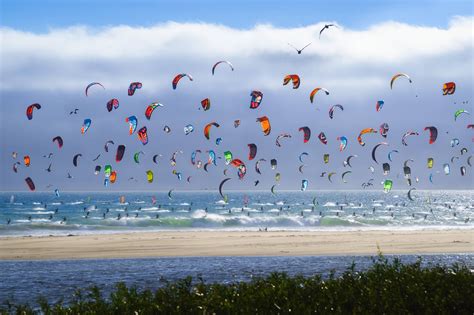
<box><xmin>0</xmin><ymin>229</ymin><xmax>472</xmax><ymax>260</ymax></box>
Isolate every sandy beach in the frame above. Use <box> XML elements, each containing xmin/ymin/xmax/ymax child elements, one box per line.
<box><xmin>0</xmin><ymin>229</ymin><xmax>472</xmax><ymax>260</ymax></box>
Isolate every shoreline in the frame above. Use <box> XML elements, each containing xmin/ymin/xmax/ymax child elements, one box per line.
<box><xmin>0</xmin><ymin>229</ymin><xmax>472</xmax><ymax>260</ymax></box>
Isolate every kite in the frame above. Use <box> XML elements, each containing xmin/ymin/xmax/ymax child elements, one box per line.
<box><xmin>23</xmin><ymin>156</ymin><xmax>30</xmax><ymax>167</ymax></box>
<box><xmin>26</xmin><ymin>103</ymin><xmax>41</xmax><ymax>120</ymax></box>
<box><xmin>125</xmin><ymin>116</ymin><xmax>138</xmax><ymax>135</ymax></box>
<box><xmin>454</xmin><ymin>109</ymin><xmax>470</xmax><ymax>121</ymax></box>
<box><xmin>424</xmin><ymin>126</ymin><xmax>438</xmax><ymax>144</ymax></box>
<box><xmin>81</xmin><ymin>119</ymin><xmax>91</xmax><ymax>134</ymax></box>
<box><xmin>73</xmin><ymin>154</ymin><xmax>82</xmax><ymax>167</ymax></box>
<box><xmin>201</xmin><ymin>98</ymin><xmax>211</xmax><ymax>111</ymax></box>
<box><xmin>85</xmin><ymin>82</ymin><xmax>104</xmax><ymax>96</ymax></box>
<box><xmin>309</xmin><ymin>88</ymin><xmax>329</xmax><ymax>103</ymax></box>
<box><xmin>172</xmin><ymin>74</ymin><xmax>193</xmax><ymax>90</ymax></box>
<box><xmin>212</xmin><ymin>61</ymin><xmax>234</xmax><ymax>75</ymax></box>
<box><xmin>401</xmin><ymin>131</ymin><xmax>419</xmax><ymax>146</ymax></box>
<box><xmin>106</xmin><ymin>99</ymin><xmax>119</xmax><ymax>112</ymax></box>
<box><xmin>390</xmin><ymin>73</ymin><xmax>412</xmax><ymax>89</ymax></box>
<box><xmin>318</xmin><ymin>132</ymin><xmax>328</xmax><ymax>145</ymax></box>
<box><xmin>128</xmin><ymin>82</ymin><xmax>142</xmax><ymax>96</ymax></box>
<box><xmin>204</xmin><ymin>122</ymin><xmax>220</xmax><ymax>140</ymax></box>
<box><xmin>255</xmin><ymin>158</ymin><xmax>266</xmax><ymax>174</ymax></box>
<box><xmin>104</xmin><ymin>140</ymin><xmax>114</xmax><ymax>152</ymax></box>
<box><xmin>184</xmin><ymin>124</ymin><xmax>194</xmax><ymax>135</ymax></box>
<box><xmin>137</xmin><ymin>126</ymin><xmax>148</xmax><ymax>145</ymax></box>
<box><xmin>357</xmin><ymin>128</ymin><xmax>377</xmax><ymax>146</ymax></box>
<box><xmin>116</xmin><ymin>145</ymin><xmax>126</xmax><ymax>162</ymax></box>
<box><xmin>337</xmin><ymin>136</ymin><xmax>347</xmax><ymax>151</ymax></box>
<box><xmin>134</xmin><ymin>151</ymin><xmax>144</xmax><ymax>164</ymax></box>
<box><xmin>25</xmin><ymin>177</ymin><xmax>35</xmax><ymax>191</ymax></box>
<box><xmin>146</xmin><ymin>170</ymin><xmax>154</xmax><ymax>183</ymax></box>
<box><xmin>219</xmin><ymin>178</ymin><xmax>231</xmax><ymax>202</ymax></box>
<box><xmin>299</xmin><ymin>126</ymin><xmax>311</xmax><ymax>143</ymax></box>
<box><xmin>371</xmin><ymin>142</ymin><xmax>388</xmax><ymax>164</ymax></box>
<box><xmin>379</xmin><ymin>123</ymin><xmax>389</xmax><ymax>138</ymax></box>
<box><xmin>442</xmin><ymin>82</ymin><xmax>456</xmax><ymax>95</ymax></box>
<box><xmin>276</xmin><ymin>133</ymin><xmax>291</xmax><ymax>147</ymax></box>
<box><xmin>247</xmin><ymin>144</ymin><xmax>257</xmax><ymax>160</ymax></box>
<box><xmin>301</xmin><ymin>179</ymin><xmax>308</xmax><ymax>191</ymax></box>
<box><xmin>375</xmin><ymin>100</ymin><xmax>384</xmax><ymax>112</ymax></box>
<box><xmin>52</xmin><ymin>136</ymin><xmax>63</xmax><ymax>149</ymax></box>
<box><xmin>250</xmin><ymin>91</ymin><xmax>263</xmax><ymax>109</ymax></box>
<box><xmin>283</xmin><ymin>74</ymin><xmax>300</xmax><ymax>89</ymax></box>
<box><xmin>145</xmin><ymin>102</ymin><xmax>164</xmax><ymax>120</ymax></box>
<box><xmin>329</xmin><ymin>104</ymin><xmax>343</xmax><ymax>119</ymax></box>
<box><xmin>256</xmin><ymin>116</ymin><xmax>271</xmax><ymax>135</ymax></box>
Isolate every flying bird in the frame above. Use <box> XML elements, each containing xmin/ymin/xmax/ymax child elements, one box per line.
<box><xmin>69</xmin><ymin>108</ymin><xmax>79</xmax><ymax>115</ymax></box>
<box><xmin>43</xmin><ymin>153</ymin><xmax>53</xmax><ymax>158</ymax></box>
<box><xmin>287</xmin><ymin>42</ymin><xmax>312</xmax><ymax>54</ymax></box>
<box><xmin>67</xmin><ymin>172</ymin><xmax>73</xmax><ymax>179</ymax></box>
<box><xmin>319</xmin><ymin>24</ymin><xmax>338</xmax><ymax>38</ymax></box>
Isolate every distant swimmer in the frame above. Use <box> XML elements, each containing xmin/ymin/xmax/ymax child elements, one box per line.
<box><xmin>49</xmin><ymin>214</ymin><xmax>53</xmax><ymax>220</ymax></box>
<box><xmin>28</xmin><ymin>215</ymin><xmax>32</xmax><ymax>221</ymax></box>
<box><xmin>247</xmin><ymin>211</ymin><xmax>250</xmax><ymax>216</ymax></box>
<box><xmin>465</xmin><ymin>218</ymin><xmax>470</xmax><ymax>223</ymax></box>
<box><xmin>7</xmin><ymin>218</ymin><xmax>11</xmax><ymax>225</ymax></box>
<box><xmin>158</xmin><ymin>204</ymin><xmax>162</xmax><ymax>209</ymax></box>
<box><xmin>228</xmin><ymin>209</ymin><xmax>231</xmax><ymax>214</ymax></box>
<box><xmin>61</xmin><ymin>217</ymin><xmax>67</xmax><ymax>224</ymax></box>
<box><xmin>155</xmin><ymin>214</ymin><xmax>160</xmax><ymax>219</ymax></box>
<box><xmin>339</xmin><ymin>206</ymin><xmax>343</xmax><ymax>210</ymax></box>
<box><xmin>453</xmin><ymin>212</ymin><xmax>456</xmax><ymax>217</ymax></box>
<box><xmin>311</xmin><ymin>206</ymin><xmax>315</xmax><ymax>212</ymax></box>
<box><xmin>138</xmin><ymin>207</ymin><xmax>142</xmax><ymax>211</ymax></box>
<box><xmin>188</xmin><ymin>206</ymin><xmax>191</xmax><ymax>211</ymax></box>
<box><xmin>287</xmin><ymin>42</ymin><xmax>312</xmax><ymax>54</ymax></box>
<box><xmin>336</xmin><ymin>211</ymin><xmax>339</xmax><ymax>217</ymax></box>
<box><xmin>352</xmin><ymin>212</ymin><xmax>355</xmax><ymax>216</ymax></box>
<box><xmin>103</xmin><ymin>213</ymin><xmax>106</xmax><ymax>219</ymax></box>
<box><xmin>117</xmin><ymin>213</ymin><xmax>121</xmax><ymax>220</ymax></box>
<box><xmin>135</xmin><ymin>213</ymin><xmax>139</xmax><ymax>218</ymax></box>
<box><xmin>205</xmin><ymin>207</ymin><xmax>208</xmax><ymax>213</ymax></box>
<box><xmin>126</xmin><ymin>213</ymin><xmax>129</xmax><ymax>218</ymax></box>
<box><xmin>106</xmin><ymin>208</ymin><xmax>110</xmax><ymax>213</ymax></box>
<box><xmin>55</xmin><ymin>208</ymin><xmax>59</xmax><ymax>213</ymax></box>
<box><xmin>300</xmin><ymin>211</ymin><xmax>304</xmax><ymax>217</ymax></box>
<box><xmin>319</xmin><ymin>211</ymin><xmax>322</xmax><ymax>216</ymax></box>
<box><xmin>260</xmin><ymin>206</ymin><xmax>264</xmax><ymax>211</ymax></box>
<box><xmin>424</xmin><ymin>214</ymin><xmax>428</xmax><ymax>220</ymax></box>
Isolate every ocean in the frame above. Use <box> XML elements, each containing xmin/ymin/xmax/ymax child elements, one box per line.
<box><xmin>0</xmin><ymin>190</ymin><xmax>472</xmax><ymax>236</ymax></box>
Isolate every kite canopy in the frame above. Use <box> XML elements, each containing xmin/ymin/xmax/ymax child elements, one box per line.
<box><xmin>256</xmin><ymin>116</ymin><xmax>271</xmax><ymax>135</ymax></box>
<box><xmin>283</xmin><ymin>74</ymin><xmax>300</xmax><ymax>89</ymax></box>
<box><xmin>26</xmin><ymin>103</ymin><xmax>41</xmax><ymax>120</ymax></box>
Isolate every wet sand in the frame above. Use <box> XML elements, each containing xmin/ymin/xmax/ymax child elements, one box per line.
<box><xmin>0</xmin><ymin>229</ymin><xmax>472</xmax><ymax>260</ymax></box>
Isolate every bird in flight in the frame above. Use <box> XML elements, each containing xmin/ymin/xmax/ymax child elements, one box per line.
<box><xmin>43</xmin><ymin>153</ymin><xmax>53</xmax><ymax>158</ymax></box>
<box><xmin>69</xmin><ymin>108</ymin><xmax>79</xmax><ymax>115</ymax></box>
<box><xmin>319</xmin><ymin>24</ymin><xmax>338</xmax><ymax>38</ymax></box>
<box><xmin>67</xmin><ymin>172</ymin><xmax>73</xmax><ymax>179</ymax></box>
<box><xmin>287</xmin><ymin>42</ymin><xmax>312</xmax><ymax>54</ymax></box>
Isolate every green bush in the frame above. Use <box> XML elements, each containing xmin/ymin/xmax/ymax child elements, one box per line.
<box><xmin>2</xmin><ymin>256</ymin><xmax>473</xmax><ymax>314</ymax></box>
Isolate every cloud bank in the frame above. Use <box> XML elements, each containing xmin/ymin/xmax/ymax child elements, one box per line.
<box><xmin>0</xmin><ymin>17</ymin><xmax>473</xmax><ymax>191</ymax></box>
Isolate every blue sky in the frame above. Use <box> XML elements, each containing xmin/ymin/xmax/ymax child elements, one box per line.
<box><xmin>0</xmin><ymin>1</ymin><xmax>472</xmax><ymax>192</ymax></box>
<box><xmin>1</xmin><ymin>0</ymin><xmax>472</xmax><ymax>31</ymax></box>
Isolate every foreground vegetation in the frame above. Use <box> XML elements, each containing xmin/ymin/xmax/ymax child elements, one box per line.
<box><xmin>2</xmin><ymin>256</ymin><xmax>473</xmax><ymax>314</ymax></box>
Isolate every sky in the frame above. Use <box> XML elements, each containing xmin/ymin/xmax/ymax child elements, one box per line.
<box><xmin>0</xmin><ymin>0</ymin><xmax>473</xmax><ymax>192</ymax></box>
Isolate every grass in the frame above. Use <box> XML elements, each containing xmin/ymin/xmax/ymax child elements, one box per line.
<box><xmin>2</xmin><ymin>255</ymin><xmax>473</xmax><ymax>314</ymax></box>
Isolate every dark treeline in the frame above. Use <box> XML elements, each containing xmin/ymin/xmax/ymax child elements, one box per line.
<box><xmin>2</xmin><ymin>256</ymin><xmax>473</xmax><ymax>314</ymax></box>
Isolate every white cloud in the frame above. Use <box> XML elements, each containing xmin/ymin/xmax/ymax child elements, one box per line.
<box><xmin>1</xmin><ymin>16</ymin><xmax>472</xmax><ymax>92</ymax></box>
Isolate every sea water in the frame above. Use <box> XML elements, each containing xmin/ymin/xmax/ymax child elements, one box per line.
<box><xmin>0</xmin><ymin>190</ymin><xmax>472</xmax><ymax>236</ymax></box>
<box><xmin>0</xmin><ymin>254</ymin><xmax>472</xmax><ymax>306</ymax></box>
